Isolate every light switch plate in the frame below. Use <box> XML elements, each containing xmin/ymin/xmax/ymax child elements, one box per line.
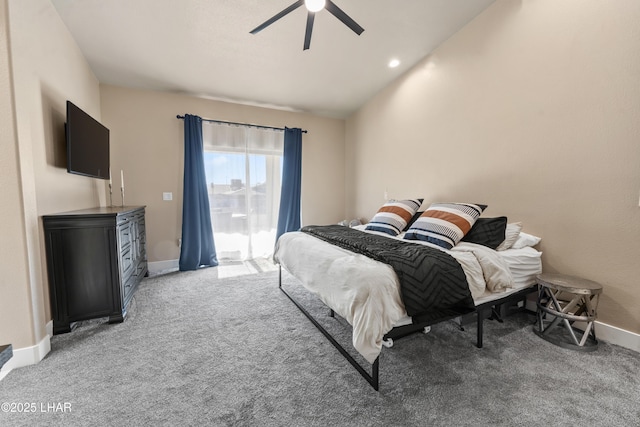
<box><xmin>163</xmin><ymin>192</ymin><xmax>173</xmax><ymax>201</ymax></box>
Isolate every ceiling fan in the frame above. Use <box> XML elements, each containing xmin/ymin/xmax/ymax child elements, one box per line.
<box><xmin>250</xmin><ymin>0</ymin><xmax>365</xmax><ymax>51</ymax></box>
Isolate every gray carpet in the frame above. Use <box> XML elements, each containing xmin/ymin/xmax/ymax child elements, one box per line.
<box><xmin>1</xmin><ymin>267</ymin><xmax>639</xmax><ymax>426</ymax></box>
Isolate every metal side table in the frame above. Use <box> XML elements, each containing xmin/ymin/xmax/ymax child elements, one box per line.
<box><xmin>534</xmin><ymin>273</ymin><xmax>603</xmax><ymax>351</ymax></box>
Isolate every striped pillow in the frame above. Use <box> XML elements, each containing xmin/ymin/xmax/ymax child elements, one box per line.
<box><xmin>404</xmin><ymin>203</ymin><xmax>486</xmax><ymax>249</ymax></box>
<box><xmin>365</xmin><ymin>199</ymin><xmax>423</xmax><ymax>236</ymax></box>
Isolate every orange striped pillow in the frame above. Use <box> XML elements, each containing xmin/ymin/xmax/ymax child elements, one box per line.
<box><xmin>404</xmin><ymin>203</ymin><xmax>486</xmax><ymax>249</ymax></box>
<box><xmin>365</xmin><ymin>199</ymin><xmax>423</xmax><ymax>236</ymax></box>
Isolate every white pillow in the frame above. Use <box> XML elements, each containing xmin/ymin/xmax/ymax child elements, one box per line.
<box><xmin>511</xmin><ymin>231</ymin><xmax>541</xmax><ymax>249</ymax></box>
<box><xmin>496</xmin><ymin>222</ymin><xmax>522</xmax><ymax>251</ymax></box>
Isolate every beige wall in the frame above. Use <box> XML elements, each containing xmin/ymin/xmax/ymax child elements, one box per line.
<box><xmin>346</xmin><ymin>0</ymin><xmax>640</xmax><ymax>333</ymax></box>
<box><xmin>1</xmin><ymin>0</ymin><xmax>102</xmax><ymax>350</ymax></box>
<box><xmin>0</xmin><ymin>0</ymin><xmax>34</xmax><ymax>350</ymax></box>
<box><xmin>100</xmin><ymin>85</ymin><xmax>345</xmax><ymax>264</ymax></box>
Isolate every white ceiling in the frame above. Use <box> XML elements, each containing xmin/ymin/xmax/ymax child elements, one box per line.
<box><xmin>50</xmin><ymin>0</ymin><xmax>495</xmax><ymax>118</ymax></box>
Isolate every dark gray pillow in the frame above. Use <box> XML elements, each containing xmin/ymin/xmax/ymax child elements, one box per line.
<box><xmin>403</xmin><ymin>211</ymin><xmax>423</xmax><ymax>232</ymax></box>
<box><xmin>461</xmin><ymin>217</ymin><xmax>508</xmax><ymax>249</ymax></box>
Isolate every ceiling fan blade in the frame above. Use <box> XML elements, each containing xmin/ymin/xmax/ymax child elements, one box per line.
<box><xmin>325</xmin><ymin>0</ymin><xmax>364</xmax><ymax>35</ymax></box>
<box><xmin>250</xmin><ymin>0</ymin><xmax>305</xmax><ymax>34</ymax></box>
<box><xmin>303</xmin><ymin>12</ymin><xmax>315</xmax><ymax>50</ymax></box>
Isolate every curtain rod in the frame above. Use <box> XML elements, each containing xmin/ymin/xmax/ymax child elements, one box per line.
<box><xmin>176</xmin><ymin>115</ymin><xmax>307</xmax><ymax>133</ymax></box>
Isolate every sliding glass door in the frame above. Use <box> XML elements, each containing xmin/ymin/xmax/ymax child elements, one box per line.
<box><xmin>203</xmin><ymin>124</ymin><xmax>283</xmax><ymax>261</ymax></box>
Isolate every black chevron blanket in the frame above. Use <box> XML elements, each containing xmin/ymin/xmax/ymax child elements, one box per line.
<box><xmin>301</xmin><ymin>225</ymin><xmax>475</xmax><ymax>320</ymax></box>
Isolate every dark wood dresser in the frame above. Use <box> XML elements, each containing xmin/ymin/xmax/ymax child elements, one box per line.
<box><xmin>0</xmin><ymin>344</ymin><xmax>12</xmax><ymax>369</ymax></box>
<box><xmin>43</xmin><ymin>206</ymin><xmax>147</xmax><ymax>334</ymax></box>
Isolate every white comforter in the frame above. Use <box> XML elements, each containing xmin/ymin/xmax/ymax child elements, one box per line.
<box><xmin>274</xmin><ymin>229</ymin><xmax>515</xmax><ymax>364</ymax></box>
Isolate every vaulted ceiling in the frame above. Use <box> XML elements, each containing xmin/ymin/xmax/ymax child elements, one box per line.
<box><xmin>51</xmin><ymin>0</ymin><xmax>495</xmax><ymax>118</ymax></box>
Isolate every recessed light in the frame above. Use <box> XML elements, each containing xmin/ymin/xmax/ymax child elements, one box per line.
<box><xmin>388</xmin><ymin>59</ymin><xmax>400</xmax><ymax>68</ymax></box>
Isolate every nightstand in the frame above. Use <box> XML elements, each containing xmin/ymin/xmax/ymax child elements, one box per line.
<box><xmin>534</xmin><ymin>273</ymin><xmax>603</xmax><ymax>351</ymax></box>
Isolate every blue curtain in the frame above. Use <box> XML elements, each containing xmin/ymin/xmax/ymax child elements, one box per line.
<box><xmin>276</xmin><ymin>127</ymin><xmax>303</xmax><ymax>242</ymax></box>
<box><xmin>179</xmin><ymin>114</ymin><xmax>218</xmax><ymax>271</ymax></box>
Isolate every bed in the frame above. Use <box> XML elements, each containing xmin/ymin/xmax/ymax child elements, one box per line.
<box><xmin>274</xmin><ymin>201</ymin><xmax>542</xmax><ymax>390</ymax></box>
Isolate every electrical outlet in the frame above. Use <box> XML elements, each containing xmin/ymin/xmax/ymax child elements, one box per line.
<box><xmin>163</xmin><ymin>192</ymin><xmax>173</xmax><ymax>201</ymax></box>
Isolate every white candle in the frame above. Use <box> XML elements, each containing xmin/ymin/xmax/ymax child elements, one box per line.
<box><xmin>109</xmin><ymin>168</ymin><xmax>112</xmax><ymax>186</ymax></box>
<box><xmin>120</xmin><ymin>170</ymin><xmax>124</xmax><ymax>188</ymax></box>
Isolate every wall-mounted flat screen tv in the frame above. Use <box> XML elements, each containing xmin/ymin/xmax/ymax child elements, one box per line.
<box><xmin>66</xmin><ymin>100</ymin><xmax>110</xmax><ymax>180</ymax></box>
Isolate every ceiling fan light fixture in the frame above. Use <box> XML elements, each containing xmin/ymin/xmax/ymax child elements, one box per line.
<box><xmin>305</xmin><ymin>0</ymin><xmax>326</xmax><ymax>13</ymax></box>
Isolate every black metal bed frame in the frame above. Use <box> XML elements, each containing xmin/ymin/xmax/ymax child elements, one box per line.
<box><xmin>278</xmin><ymin>265</ymin><xmax>536</xmax><ymax>391</ymax></box>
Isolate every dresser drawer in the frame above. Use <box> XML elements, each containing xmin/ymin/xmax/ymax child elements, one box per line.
<box><xmin>120</xmin><ymin>245</ymin><xmax>134</xmax><ymax>281</ymax></box>
<box><xmin>122</xmin><ymin>274</ymin><xmax>135</xmax><ymax>302</ymax></box>
<box><xmin>118</xmin><ymin>222</ymin><xmax>132</xmax><ymax>249</ymax></box>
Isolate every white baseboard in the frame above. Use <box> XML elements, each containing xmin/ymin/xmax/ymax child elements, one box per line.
<box><xmin>590</xmin><ymin>321</ymin><xmax>640</xmax><ymax>353</ymax></box>
<box><xmin>0</xmin><ymin>323</ymin><xmax>52</xmax><ymax>381</ymax></box>
<box><xmin>148</xmin><ymin>259</ymin><xmax>179</xmax><ymax>276</ymax></box>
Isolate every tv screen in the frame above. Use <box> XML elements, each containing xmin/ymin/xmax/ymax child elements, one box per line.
<box><xmin>66</xmin><ymin>101</ymin><xmax>110</xmax><ymax>180</ymax></box>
